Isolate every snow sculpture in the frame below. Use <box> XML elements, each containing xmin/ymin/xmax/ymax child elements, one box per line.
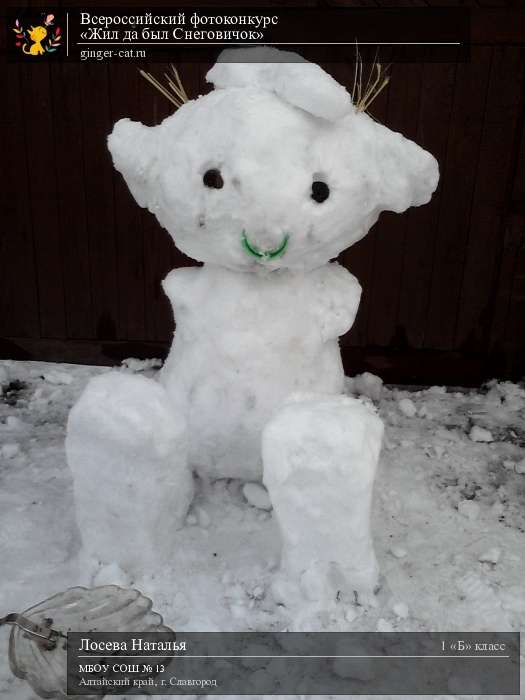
<box><xmin>66</xmin><ymin>47</ymin><xmax>438</xmax><ymax>599</ymax></box>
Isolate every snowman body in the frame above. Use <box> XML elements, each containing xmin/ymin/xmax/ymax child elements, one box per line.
<box><xmin>160</xmin><ymin>262</ymin><xmax>360</xmax><ymax>479</ymax></box>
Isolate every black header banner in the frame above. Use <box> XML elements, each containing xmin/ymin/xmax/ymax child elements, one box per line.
<box><xmin>7</xmin><ymin>7</ymin><xmax>470</xmax><ymax>63</ymax></box>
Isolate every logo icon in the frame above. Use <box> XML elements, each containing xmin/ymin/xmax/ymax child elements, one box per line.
<box><xmin>12</xmin><ymin>13</ymin><xmax>61</xmax><ymax>56</ymax></box>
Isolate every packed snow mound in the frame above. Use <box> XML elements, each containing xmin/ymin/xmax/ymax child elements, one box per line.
<box><xmin>160</xmin><ymin>263</ymin><xmax>360</xmax><ymax>480</ymax></box>
<box><xmin>206</xmin><ymin>46</ymin><xmax>352</xmax><ymax>122</ymax></box>
<box><xmin>346</xmin><ymin>371</ymin><xmax>383</xmax><ymax>402</ymax></box>
<box><xmin>108</xmin><ymin>48</ymin><xmax>439</xmax><ymax>272</ymax></box>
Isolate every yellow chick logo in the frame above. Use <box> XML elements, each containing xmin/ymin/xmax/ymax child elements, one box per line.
<box><xmin>23</xmin><ymin>25</ymin><xmax>47</xmax><ymax>56</ymax></box>
<box><xmin>13</xmin><ymin>14</ymin><xmax>61</xmax><ymax>57</ymax></box>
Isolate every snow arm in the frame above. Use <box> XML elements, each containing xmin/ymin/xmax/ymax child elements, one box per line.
<box><xmin>310</xmin><ymin>263</ymin><xmax>362</xmax><ymax>342</ymax></box>
<box><xmin>161</xmin><ymin>266</ymin><xmax>205</xmax><ymax>316</ymax></box>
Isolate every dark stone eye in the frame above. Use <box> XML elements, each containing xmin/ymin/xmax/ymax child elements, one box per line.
<box><xmin>203</xmin><ymin>169</ymin><xmax>224</xmax><ymax>189</ymax></box>
<box><xmin>311</xmin><ymin>180</ymin><xmax>330</xmax><ymax>203</ymax></box>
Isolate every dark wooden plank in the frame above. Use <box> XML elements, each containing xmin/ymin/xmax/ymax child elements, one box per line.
<box><xmin>490</xmin><ymin>217</ymin><xmax>524</xmax><ymax>358</ymax></box>
<box><xmin>489</xmin><ymin>86</ymin><xmax>525</xmax><ymax>350</ymax></box>
<box><xmin>375</xmin><ymin>0</ymin><xmax>427</xmax><ymax>6</ymax></box>
<box><xmin>488</xmin><ymin>213</ymin><xmax>524</xmax><ymax>371</ymax></box>
<box><xmin>421</xmin><ymin>47</ymin><xmax>492</xmax><ymax>351</ymax></box>
<box><xmin>340</xmin><ymin>346</ymin><xmax>505</xmax><ymax>386</ymax></box>
<box><xmin>366</xmin><ymin>62</ymin><xmax>423</xmax><ymax>347</ymax></box>
<box><xmin>424</xmin><ymin>0</ymin><xmax>469</xmax><ymax>4</ymax></box>
<box><xmin>1</xmin><ymin>336</ymin><xmax>169</xmax><ymax>367</ymax></box>
<box><xmin>508</xmin><ymin>109</ymin><xmax>525</xmax><ymax>207</ymax></box>
<box><xmin>109</xmin><ymin>63</ymin><xmax>146</xmax><ymax>342</ymax></box>
<box><xmin>476</xmin><ymin>0</ymin><xmax>515</xmax><ymax>7</ymax></box>
<box><xmin>454</xmin><ymin>47</ymin><xmax>525</xmax><ymax>351</ymax></box>
<box><xmin>396</xmin><ymin>58</ymin><xmax>458</xmax><ymax>349</ymax></box>
<box><xmin>324</xmin><ymin>0</ymin><xmax>380</xmax><ymax>6</ymax></box>
<box><xmin>503</xmin><ymin>214</ymin><xmax>525</xmax><ymax>360</ymax></box>
<box><xmin>20</xmin><ymin>62</ymin><xmax>66</xmax><ymax>338</ymax></box>
<box><xmin>1</xmin><ymin>64</ymin><xmax>39</xmax><ymax>339</ymax></box>
<box><xmin>79</xmin><ymin>0</ymin><xmax>317</xmax><ymax>5</ymax></box>
<box><xmin>425</xmin><ymin>0</ymin><xmax>478</xmax><ymax>6</ymax></box>
<box><xmin>50</xmin><ymin>62</ymin><xmax>94</xmax><ymax>339</ymax></box>
<box><xmin>502</xmin><ymin>208</ymin><xmax>525</xmax><ymax>380</ymax></box>
<box><xmin>79</xmin><ymin>63</ymin><xmax>119</xmax><ymax>341</ymax></box>
<box><xmin>471</xmin><ymin>9</ymin><xmax>525</xmax><ymax>45</ymax></box>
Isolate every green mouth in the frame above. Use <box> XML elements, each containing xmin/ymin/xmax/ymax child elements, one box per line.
<box><xmin>241</xmin><ymin>231</ymin><xmax>289</xmax><ymax>261</ymax></box>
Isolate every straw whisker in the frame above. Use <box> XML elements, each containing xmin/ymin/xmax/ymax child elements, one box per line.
<box><xmin>352</xmin><ymin>47</ymin><xmax>391</xmax><ymax>115</ymax></box>
<box><xmin>170</xmin><ymin>64</ymin><xmax>189</xmax><ymax>102</ymax></box>
<box><xmin>362</xmin><ymin>47</ymin><xmax>380</xmax><ymax>103</ymax></box>
<box><xmin>139</xmin><ymin>64</ymin><xmax>189</xmax><ymax>110</ymax></box>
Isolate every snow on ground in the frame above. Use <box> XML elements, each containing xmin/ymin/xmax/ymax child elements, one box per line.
<box><xmin>0</xmin><ymin>359</ymin><xmax>524</xmax><ymax>699</ymax></box>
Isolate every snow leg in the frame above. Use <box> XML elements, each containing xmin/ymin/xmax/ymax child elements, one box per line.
<box><xmin>66</xmin><ymin>371</ymin><xmax>193</xmax><ymax>574</ymax></box>
<box><xmin>262</xmin><ymin>394</ymin><xmax>383</xmax><ymax>604</ymax></box>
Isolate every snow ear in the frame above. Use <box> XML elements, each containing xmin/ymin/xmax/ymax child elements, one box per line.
<box><xmin>372</xmin><ymin>121</ymin><xmax>439</xmax><ymax>213</ymax></box>
<box><xmin>207</xmin><ymin>47</ymin><xmax>352</xmax><ymax>122</ymax></box>
<box><xmin>108</xmin><ymin>118</ymin><xmax>159</xmax><ymax>210</ymax></box>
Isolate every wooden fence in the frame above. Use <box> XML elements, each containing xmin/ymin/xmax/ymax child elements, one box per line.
<box><xmin>2</xmin><ymin>0</ymin><xmax>524</xmax><ymax>385</ymax></box>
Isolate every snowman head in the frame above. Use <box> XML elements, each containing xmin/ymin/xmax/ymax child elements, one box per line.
<box><xmin>108</xmin><ymin>47</ymin><xmax>438</xmax><ymax>273</ymax></box>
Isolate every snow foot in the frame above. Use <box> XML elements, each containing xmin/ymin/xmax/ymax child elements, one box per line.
<box><xmin>66</xmin><ymin>371</ymin><xmax>193</xmax><ymax>574</ymax></box>
<box><xmin>263</xmin><ymin>393</ymin><xmax>383</xmax><ymax>606</ymax></box>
